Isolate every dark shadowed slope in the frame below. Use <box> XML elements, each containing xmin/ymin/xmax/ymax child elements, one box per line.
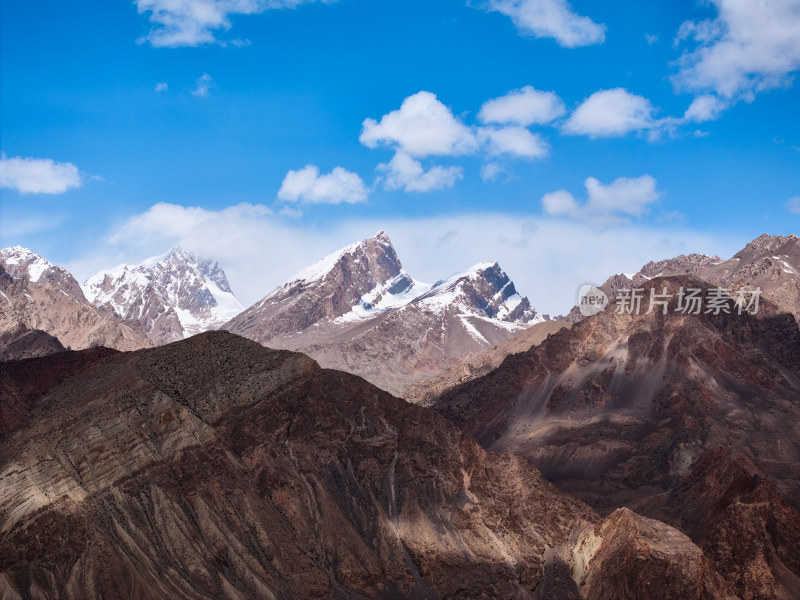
<box><xmin>433</xmin><ymin>276</ymin><xmax>800</xmax><ymax>599</ymax></box>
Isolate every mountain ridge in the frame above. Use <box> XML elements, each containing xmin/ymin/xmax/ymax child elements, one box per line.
<box><xmin>223</xmin><ymin>231</ymin><xmax>546</xmax><ymax>395</ymax></box>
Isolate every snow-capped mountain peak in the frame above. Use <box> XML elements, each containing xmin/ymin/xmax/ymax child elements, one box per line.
<box><xmin>279</xmin><ymin>230</ymin><xmax>398</xmax><ymax>288</ymax></box>
<box><xmin>1</xmin><ymin>246</ymin><xmax>58</xmax><ymax>283</ymax></box>
<box><xmin>223</xmin><ymin>231</ymin><xmax>547</xmax><ymax>394</ymax></box>
<box><xmin>418</xmin><ymin>261</ymin><xmax>540</xmax><ymax>324</ymax></box>
<box><xmin>83</xmin><ymin>247</ymin><xmax>243</xmax><ymax>344</ymax></box>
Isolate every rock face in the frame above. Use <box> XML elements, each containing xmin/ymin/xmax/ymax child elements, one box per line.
<box><xmin>432</xmin><ymin>275</ymin><xmax>800</xmax><ymax>599</ymax></box>
<box><xmin>405</xmin><ymin>320</ymin><xmax>570</xmax><ymax>406</ymax></box>
<box><xmin>83</xmin><ymin>247</ymin><xmax>244</xmax><ymax>345</ymax></box>
<box><xmin>224</xmin><ymin>231</ymin><xmax>545</xmax><ymax>396</ymax></box>
<box><xmin>570</xmin><ymin>508</ymin><xmax>726</xmax><ymax>600</ymax></box>
<box><xmin>0</xmin><ymin>331</ymin><xmax>610</xmax><ymax>599</ymax></box>
<box><xmin>665</xmin><ymin>447</ymin><xmax>800</xmax><ymax>600</ymax></box>
<box><xmin>0</xmin><ymin>247</ymin><xmax>152</xmax><ymax>352</ymax></box>
<box><xmin>0</xmin><ymin>324</ymin><xmax>65</xmax><ymax>361</ymax></box>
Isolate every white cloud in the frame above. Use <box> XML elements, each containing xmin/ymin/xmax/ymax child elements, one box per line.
<box><xmin>480</xmin><ymin>162</ymin><xmax>507</xmax><ymax>182</ymax></box>
<box><xmin>109</xmin><ymin>202</ymin><xmax>271</xmax><ymax>243</ymax></box>
<box><xmin>358</xmin><ymin>90</ymin><xmax>551</xmax><ymax>190</ymax></box>
<box><xmin>563</xmin><ymin>88</ymin><xmax>660</xmax><ymax>138</ymax></box>
<box><xmin>683</xmin><ymin>94</ymin><xmax>728</xmax><ymax>122</ymax></box>
<box><xmin>278</xmin><ymin>165</ymin><xmax>368</xmax><ymax>204</ymax></box>
<box><xmin>136</xmin><ymin>0</ymin><xmax>332</xmax><ymax>47</ymax></box>
<box><xmin>673</xmin><ymin>0</ymin><xmax>800</xmax><ymax>111</ymax></box>
<box><xmin>378</xmin><ymin>152</ymin><xmax>462</xmax><ymax>193</ymax></box>
<box><xmin>542</xmin><ymin>189</ymin><xmax>579</xmax><ymax>216</ymax></box>
<box><xmin>542</xmin><ymin>175</ymin><xmax>660</xmax><ymax>220</ymax></box>
<box><xmin>69</xmin><ymin>202</ymin><xmax>737</xmax><ymax>316</ymax></box>
<box><xmin>477</xmin><ymin>126</ymin><xmax>549</xmax><ymax>158</ymax></box>
<box><xmin>360</xmin><ymin>91</ymin><xmax>478</xmax><ymax>158</ymax></box>
<box><xmin>483</xmin><ymin>0</ymin><xmax>606</xmax><ymax>47</ymax></box>
<box><xmin>155</xmin><ymin>82</ymin><xmax>168</xmax><ymax>92</ymax></box>
<box><xmin>0</xmin><ymin>155</ymin><xmax>82</xmax><ymax>194</ymax></box>
<box><xmin>788</xmin><ymin>196</ymin><xmax>800</xmax><ymax>214</ymax></box>
<box><xmin>192</xmin><ymin>73</ymin><xmax>214</xmax><ymax>97</ymax></box>
<box><xmin>478</xmin><ymin>86</ymin><xmax>565</xmax><ymax>126</ymax></box>
<box><xmin>645</xmin><ymin>33</ymin><xmax>658</xmax><ymax>45</ymax></box>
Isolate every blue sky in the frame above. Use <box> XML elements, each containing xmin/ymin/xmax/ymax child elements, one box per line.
<box><xmin>1</xmin><ymin>0</ymin><xmax>800</xmax><ymax>313</ymax></box>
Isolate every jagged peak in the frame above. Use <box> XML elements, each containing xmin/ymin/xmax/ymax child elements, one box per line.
<box><xmin>431</xmin><ymin>261</ymin><xmax>502</xmax><ymax>290</ymax></box>
<box><xmin>282</xmin><ymin>231</ymin><xmax>402</xmax><ymax>286</ymax></box>
<box><xmin>0</xmin><ymin>246</ymin><xmax>56</xmax><ymax>282</ymax></box>
<box><xmin>165</xmin><ymin>246</ymin><xmax>199</xmax><ymax>263</ymax></box>
<box><xmin>1</xmin><ymin>245</ymin><xmax>47</xmax><ymax>261</ymax></box>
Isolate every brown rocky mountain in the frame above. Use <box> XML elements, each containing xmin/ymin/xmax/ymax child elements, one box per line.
<box><xmin>432</xmin><ymin>274</ymin><xmax>800</xmax><ymax>599</ymax></box>
<box><xmin>698</xmin><ymin>233</ymin><xmax>800</xmax><ymax>322</ymax></box>
<box><xmin>0</xmin><ymin>324</ymin><xmax>65</xmax><ymax>361</ymax></box>
<box><xmin>0</xmin><ymin>332</ymin><xmax>734</xmax><ymax>599</ymax></box>
<box><xmin>224</xmin><ymin>231</ymin><xmax>545</xmax><ymax>396</ymax></box>
<box><xmin>563</xmin><ymin>253</ymin><xmax>721</xmax><ymax>322</ymax></box>
<box><xmin>405</xmin><ymin>320</ymin><xmax>570</xmax><ymax>405</ymax></box>
<box><xmin>0</xmin><ymin>247</ymin><xmax>152</xmax><ymax>353</ymax></box>
<box><xmin>565</xmin><ymin>233</ymin><xmax>800</xmax><ymax>323</ymax></box>
<box><xmin>83</xmin><ymin>247</ymin><xmax>244</xmax><ymax>345</ymax></box>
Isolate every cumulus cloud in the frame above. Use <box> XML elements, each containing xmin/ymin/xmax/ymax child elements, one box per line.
<box><xmin>378</xmin><ymin>152</ymin><xmax>462</xmax><ymax>193</ymax></box>
<box><xmin>542</xmin><ymin>175</ymin><xmax>660</xmax><ymax>220</ymax></box>
<box><xmin>482</xmin><ymin>0</ymin><xmax>606</xmax><ymax>47</ymax></box>
<box><xmin>136</xmin><ymin>0</ymin><xmax>333</xmax><ymax>47</ymax></box>
<box><xmin>683</xmin><ymin>94</ymin><xmax>728</xmax><ymax>122</ymax></box>
<box><xmin>477</xmin><ymin>126</ymin><xmax>549</xmax><ymax>158</ymax></box>
<box><xmin>192</xmin><ymin>73</ymin><xmax>214</xmax><ymax>97</ymax></box>
<box><xmin>0</xmin><ymin>155</ymin><xmax>82</xmax><ymax>194</ymax></box>
<box><xmin>360</xmin><ymin>91</ymin><xmax>478</xmax><ymax>158</ymax></box>
<box><xmin>69</xmin><ymin>202</ymin><xmax>735</xmax><ymax>315</ymax></box>
<box><xmin>673</xmin><ymin>0</ymin><xmax>800</xmax><ymax>115</ymax></box>
<box><xmin>359</xmin><ymin>89</ymin><xmax>553</xmax><ymax>192</ymax></box>
<box><xmin>478</xmin><ymin>86</ymin><xmax>566</xmax><ymax>126</ymax></box>
<box><xmin>278</xmin><ymin>165</ymin><xmax>368</xmax><ymax>204</ymax></box>
<box><xmin>563</xmin><ymin>88</ymin><xmax>662</xmax><ymax>138</ymax></box>
<box><xmin>155</xmin><ymin>82</ymin><xmax>168</xmax><ymax>92</ymax></box>
<box><xmin>788</xmin><ymin>196</ymin><xmax>800</xmax><ymax>214</ymax></box>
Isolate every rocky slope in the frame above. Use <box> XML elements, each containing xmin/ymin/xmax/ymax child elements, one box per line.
<box><xmin>83</xmin><ymin>247</ymin><xmax>243</xmax><ymax>345</ymax></box>
<box><xmin>0</xmin><ymin>346</ymin><xmax>119</xmax><ymax>436</ymax></box>
<box><xmin>0</xmin><ymin>324</ymin><xmax>65</xmax><ymax>361</ymax></box>
<box><xmin>405</xmin><ymin>320</ymin><xmax>570</xmax><ymax>405</ymax></box>
<box><xmin>0</xmin><ymin>247</ymin><xmax>151</xmax><ymax>353</ymax></box>
<box><xmin>0</xmin><ymin>332</ymin><xmax>737</xmax><ymax>599</ymax></box>
<box><xmin>0</xmin><ymin>331</ymin><xmax>729</xmax><ymax>599</ymax></box>
<box><xmin>432</xmin><ymin>275</ymin><xmax>800</xmax><ymax>599</ymax></box>
<box><xmin>224</xmin><ymin>231</ymin><xmax>545</xmax><ymax>396</ymax></box>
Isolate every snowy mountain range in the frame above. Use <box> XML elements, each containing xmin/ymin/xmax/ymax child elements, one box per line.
<box><xmin>82</xmin><ymin>247</ymin><xmax>244</xmax><ymax>345</ymax></box>
<box><xmin>223</xmin><ymin>231</ymin><xmax>545</xmax><ymax>394</ymax></box>
<box><xmin>1</xmin><ymin>236</ymin><xmax>543</xmax><ymax>394</ymax></box>
<box><xmin>0</xmin><ymin>246</ymin><xmax>151</xmax><ymax>356</ymax></box>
